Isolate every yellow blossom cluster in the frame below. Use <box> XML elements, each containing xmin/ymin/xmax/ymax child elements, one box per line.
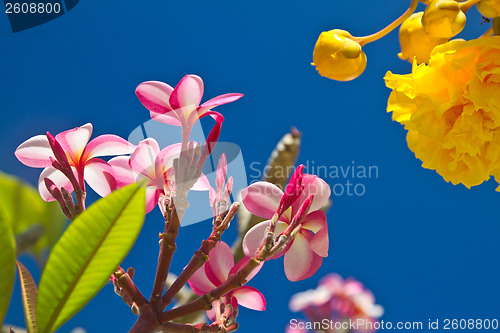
<box><xmin>385</xmin><ymin>37</ymin><xmax>500</xmax><ymax>189</ymax></box>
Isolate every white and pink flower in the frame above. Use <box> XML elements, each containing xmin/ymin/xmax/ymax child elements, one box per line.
<box><xmin>241</xmin><ymin>167</ymin><xmax>331</xmax><ymax>281</ymax></box>
<box><xmin>188</xmin><ymin>241</ymin><xmax>266</xmax><ymax>319</ymax></box>
<box><xmin>109</xmin><ymin>138</ymin><xmax>210</xmax><ymax>213</ymax></box>
<box><xmin>15</xmin><ymin>123</ymin><xmax>135</xmax><ymax>201</ymax></box>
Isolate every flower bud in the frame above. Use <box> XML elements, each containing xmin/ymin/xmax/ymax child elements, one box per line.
<box><xmin>312</xmin><ymin>29</ymin><xmax>367</xmax><ymax>81</ymax></box>
<box><xmin>477</xmin><ymin>0</ymin><xmax>500</xmax><ymax>17</ymax></box>
<box><xmin>398</xmin><ymin>12</ymin><xmax>449</xmax><ymax>64</ymax></box>
<box><xmin>421</xmin><ymin>0</ymin><xmax>466</xmax><ymax>38</ymax></box>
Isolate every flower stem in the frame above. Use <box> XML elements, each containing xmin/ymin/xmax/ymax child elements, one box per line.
<box><xmin>459</xmin><ymin>0</ymin><xmax>480</xmax><ymax>13</ymax></box>
<box><xmin>149</xmin><ymin>205</ymin><xmax>181</xmax><ymax>311</ymax></box>
<box><xmin>161</xmin><ymin>203</ymin><xmax>239</xmax><ymax>310</ymax></box>
<box><xmin>355</xmin><ymin>0</ymin><xmax>418</xmax><ymax>46</ymax></box>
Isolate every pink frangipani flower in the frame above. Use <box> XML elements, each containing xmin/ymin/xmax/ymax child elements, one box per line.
<box><xmin>188</xmin><ymin>241</ymin><xmax>266</xmax><ymax>318</ymax></box>
<box><xmin>136</xmin><ymin>75</ymin><xmax>242</xmax><ymax>129</ymax></box>
<box><xmin>109</xmin><ymin>138</ymin><xmax>210</xmax><ymax>213</ymax></box>
<box><xmin>241</xmin><ymin>169</ymin><xmax>331</xmax><ymax>281</ymax></box>
<box><xmin>15</xmin><ymin>123</ymin><xmax>135</xmax><ymax>201</ymax></box>
<box><xmin>209</xmin><ymin>153</ymin><xmax>233</xmax><ymax>217</ymax></box>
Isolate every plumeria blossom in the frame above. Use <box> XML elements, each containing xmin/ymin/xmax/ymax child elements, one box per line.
<box><xmin>188</xmin><ymin>241</ymin><xmax>265</xmax><ymax>319</ymax></box>
<box><xmin>242</xmin><ymin>166</ymin><xmax>331</xmax><ymax>281</ymax></box>
<box><xmin>288</xmin><ymin>274</ymin><xmax>383</xmax><ymax>333</ymax></box>
<box><xmin>135</xmin><ymin>75</ymin><xmax>243</xmax><ymax>145</ymax></box>
<box><xmin>109</xmin><ymin>138</ymin><xmax>210</xmax><ymax>213</ymax></box>
<box><xmin>15</xmin><ymin>123</ymin><xmax>135</xmax><ymax>201</ymax></box>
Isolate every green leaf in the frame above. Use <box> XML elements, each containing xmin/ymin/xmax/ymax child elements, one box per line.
<box><xmin>36</xmin><ymin>184</ymin><xmax>146</xmax><ymax>333</ymax></box>
<box><xmin>0</xmin><ymin>171</ymin><xmax>66</xmax><ymax>258</ymax></box>
<box><xmin>16</xmin><ymin>260</ymin><xmax>38</xmax><ymax>333</ymax></box>
<box><xmin>0</xmin><ymin>206</ymin><xmax>16</xmax><ymax>325</ymax></box>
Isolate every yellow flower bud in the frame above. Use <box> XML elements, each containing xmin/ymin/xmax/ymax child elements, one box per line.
<box><xmin>398</xmin><ymin>12</ymin><xmax>449</xmax><ymax>64</ymax></box>
<box><xmin>477</xmin><ymin>0</ymin><xmax>500</xmax><ymax>17</ymax></box>
<box><xmin>312</xmin><ymin>29</ymin><xmax>367</xmax><ymax>81</ymax></box>
<box><xmin>421</xmin><ymin>0</ymin><xmax>466</xmax><ymax>38</ymax></box>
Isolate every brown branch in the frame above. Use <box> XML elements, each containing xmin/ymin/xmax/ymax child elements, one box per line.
<box><xmin>158</xmin><ymin>257</ymin><xmax>262</xmax><ymax>323</ymax></box>
<box><xmin>161</xmin><ymin>203</ymin><xmax>239</xmax><ymax>310</ymax></box>
<box><xmin>150</xmin><ymin>205</ymin><xmax>181</xmax><ymax>311</ymax></box>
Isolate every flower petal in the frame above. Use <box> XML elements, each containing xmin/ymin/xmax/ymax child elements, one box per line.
<box><xmin>84</xmin><ymin>158</ymin><xmax>117</xmax><ymax>197</ymax></box>
<box><xmin>157</xmin><ymin>143</ymin><xmax>182</xmax><ymax>170</ymax></box>
<box><xmin>229</xmin><ymin>256</ymin><xmax>263</xmax><ymax>281</ymax></box>
<box><xmin>231</xmin><ymin>286</ymin><xmax>266</xmax><ymax>311</ymax></box>
<box><xmin>188</xmin><ymin>264</ymin><xmax>217</xmax><ymax>296</ymax></box>
<box><xmin>191</xmin><ymin>174</ymin><xmax>211</xmax><ymax>191</ymax></box>
<box><xmin>241</xmin><ymin>182</ymin><xmax>283</xmax><ymax>219</ymax></box>
<box><xmin>129</xmin><ymin>138</ymin><xmax>160</xmax><ymax>176</ymax></box>
<box><xmin>150</xmin><ymin>111</ymin><xmax>182</xmax><ymax>126</ymax></box>
<box><xmin>284</xmin><ymin>233</ymin><xmax>323</xmax><ymax>281</ymax></box>
<box><xmin>15</xmin><ymin>134</ymin><xmax>54</xmax><ymax>168</ymax></box>
<box><xmin>55</xmin><ymin>123</ymin><xmax>93</xmax><ymax>165</ymax></box>
<box><xmin>83</xmin><ymin>135</ymin><xmax>135</xmax><ymax>161</ymax></box>
<box><xmin>205</xmin><ymin>242</ymin><xmax>234</xmax><ymax>286</ymax></box>
<box><xmin>136</xmin><ymin>81</ymin><xmax>174</xmax><ymax>114</ymax></box>
<box><xmin>293</xmin><ymin>174</ymin><xmax>331</xmax><ymax>214</ymax></box>
<box><xmin>108</xmin><ymin>156</ymin><xmax>136</xmax><ymax>188</ymax></box>
<box><xmin>145</xmin><ymin>188</ymin><xmax>160</xmax><ymax>213</ymax></box>
<box><xmin>169</xmin><ymin>75</ymin><xmax>204</xmax><ymax>110</ymax></box>
<box><xmin>242</xmin><ymin>220</ymin><xmax>288</xmax><ymax>257</ymax></box>
<box><xmin>198</xmin><ymin>93</ymin><xmax>243</xmax><ymax>116</ymax></box>
<box><xmin>38</xmin><ymin>167</ymin><xmax>74</xmax><ymax>202</ymax></box>
<box><xmin>302</xmin><ymin>212</ymin><xmax>329</xmax><ymax>257</ymax></box>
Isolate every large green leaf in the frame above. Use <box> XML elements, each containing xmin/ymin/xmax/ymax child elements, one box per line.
<box><xmin>0</xmin><ymin>206</ymin><xmax>16</xmax><ymax>325</ymax></box>
<box><xmin>16</xmin><ymin>260</ymin><xmax>38</xmax><ymax>333</ymax></box>
<box><xmin>36</xmin><ymin>184</ymin><xmax>145</xmax><ymax>333</ymax></box>
<box><xmin>0</xmin><ymin>171</ymin><xmax>66</xmax><ymax>257</ymax></box>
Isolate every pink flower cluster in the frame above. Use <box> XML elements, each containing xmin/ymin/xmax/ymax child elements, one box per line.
<box><xmin>287</xmin><ymin>274</ymin><xmax>383</xmax><ymax>333</ymax></box>
<box><xmin>15</xmin><ymin>75</ymin><xmax>240</xmax><ymax>216</ymax></box>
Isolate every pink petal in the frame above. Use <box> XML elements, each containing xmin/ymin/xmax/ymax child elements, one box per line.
<box><xmin>108</xmin><ymin>156</ymin><xmax>136</xmax><ymax>188</ymax></box>
<box><xmin>55</xmin><ymin>123</ymin><xmax>93</xmax><ymax>165</ymax></box>
<box><xmin>286</xmin><ymin>321</ymin><xmax>309</xmax><ymax>333</ymax></box>
<box><xmin>157</xmin><ymin>143</ymin><xmax>182</xmax><ymax>170</ymax></box>
<box><xmin>241</xmin><ymin>182</ymin><xmax>283</xmax><ymax>219</ymax></box>
<box><xmin>293</xmin><ymin>174</ymin><xmax>331</xmax><ymax>214</ymax></box>
<box><xmin>145</xmin><ymin>188</ymin><xmax>160</xmax><ymax>213</ymax></box>
<box><xmin>83</xmin><ymin>135</ymin><xmax>135</xmax><ymax>161</ymax></box>
<box><xmin>150</xmin><ymin>111</ymin><xmax>182</xmax><ymax>126</ymax></box>
<box><xmin>201</xmin><ymin>110</ymin><xmax>225</xmax><ymax>123</ymax></box>
<box><xmin>169</xmin><ymin>75</ymin><xmax>204</xmax><ymax>110</ymax></box>
<box><xmin>38</xmin><ymin>167</ymin><xmax>74</xmax><ymax>202</ymax></box>
<box><xmin>191</xmin><ymin>174</ymin><xmax>211</xmax><ymax>191</ymax></box>
<box><xmin>84</xmin><ymin>158</ymin><xmax>117</xmax><ymax>197</ymax></box>
<box><xmin>15</xmin><ymin>134</ymin><xmax>54</xmax><ymax>168</ymax></box>
<box><xmin>242</xmin><ymin>220</ymin><xmax>288</xmax><ymax>257</ymax></box>
<box><xmin>188</xmin><ymin>264</ymin><xmax>217</xmax><ymax>296</ymax></box>
<box><xmin>198</xmin><ymin>93</ymin><xmax>243</xmax><ymax>116</ymax></box>
<box><xmin>205</xmin><ymin>242</ymin><xmax>234</xmax><ymax>286</ymax></box>
<box><xmin>284</xmin><ymin>233</ymin><xmax>323</xmax><ymax>281</ymax></box>
<box><xmin>129</xmin><ymin>138</ymin><xmax>160</xmax><ymax>175</ymax></box>
<box><xmin>136</xmin><ymin>81</ymin><xmax>174</xmax><ymax>114</ymax></box>
<box><xmin>229</xmin><ymin>256</ymin><xmax>264</xmax><ymax>281</ymax></box>
<box><xmin>301</xmin><ymin>211</ymin><xmax>329</xmax><ymax>257</ymax></box>
<box><xmin>231</xmin><ymin>286</ymin><xmax>266</xmax><ymax>311</ymax></box>
<box><xmin>205</xmin><ymin>307</ymin><xmax>216</xmax><ymax>322</ymax></box>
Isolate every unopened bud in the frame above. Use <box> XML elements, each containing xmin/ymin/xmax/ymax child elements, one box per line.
<box><xmin>421</xmin><ymin>0</ymin><xmax>466</xmax><ymax>38</ymax></box>
<box><xmin>477</xmin><ymin>0</ymin><xmax>500</xmax><ymax>17</ymax></box>
<box><xmin>398</xmin><ymin>12</ymin><xmax>449</xmax><ymax>64</ymax></box>
<box><xmin>312</xmin><ymin>29</ymin><xmax>367</xmax><ymax>81</ymax></box>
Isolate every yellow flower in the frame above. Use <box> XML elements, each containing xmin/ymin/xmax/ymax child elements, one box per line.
<box><xmin>477</xmin><ymin>0</ymin><xmax>500</xmax><ymax>17</ymax></box>
<box><xmin>385</xmin><ymin>36</ymin><xmax>500</xmax><ymax>189</ymax></box>
<box><xmin>398</xmin><ymin>12</ymin><xmax>449</xmax><ymax>64</ymax></box>
<box><xmin>312</xmin><ymin>29</ymin><xmax>367</xmax><ymax>81</ymax></box>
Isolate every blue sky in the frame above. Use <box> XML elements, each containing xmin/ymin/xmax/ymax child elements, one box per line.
<box><xmin>1</xmin><ymin>1</ymin><xmax>499</xmax><ymax>332</ymax></box>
